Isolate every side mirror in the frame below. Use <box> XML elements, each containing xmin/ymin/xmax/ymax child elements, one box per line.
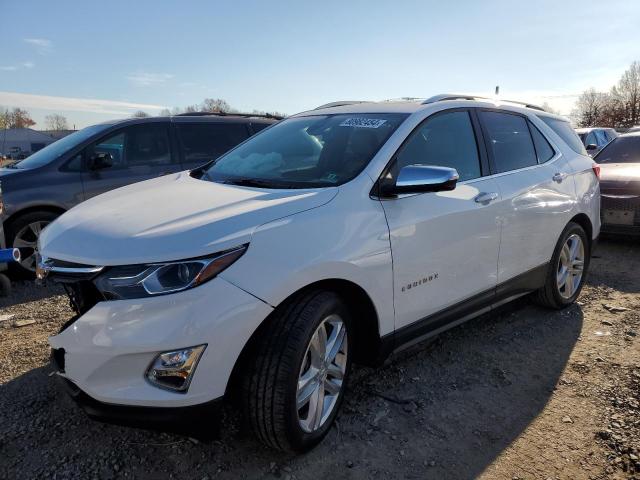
<box><xmin>382</xmin><ymin>164</ymin><xmax>459</xmax><ymax>196</ymax></box>
<box><xmin>586</xmin><ymin>143</ymin><xmax>598</xmax><ymax>151</ymax></box>
<box><xmin>89</xmin><ymin>152</ymin><xmax>113</xmax><ymax>170</ymax></box>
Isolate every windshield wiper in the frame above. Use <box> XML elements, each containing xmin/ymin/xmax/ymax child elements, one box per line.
<box><xmin>221</xmin><ymin>178</ymin><xmax>286</xmax><ymax>188</ymax></box>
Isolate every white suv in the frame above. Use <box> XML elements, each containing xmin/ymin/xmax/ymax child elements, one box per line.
<box><xmin>39</xmin><ymin>95</ymin><xmax>600</xmax><ymax>452</ymax></box>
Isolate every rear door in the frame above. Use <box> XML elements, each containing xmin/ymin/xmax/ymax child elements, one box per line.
<box><xmin>175</xmin><ymin>121</ymin><xmax>251</xmax><ymax>171</ymax></box>
<box><xmin>478</xmin><ymin>110</ymin><xmax>575</xmax><ymax>285</ymax></box>
<box><xmin>81</xmin><ymin>122</ymin><xmax>180</xmax><ymax>200</ymax></box>
<box><xmin>380</xmin><ymin>109</ymin><xmax>502</xmax><ymax>332</ymax></box>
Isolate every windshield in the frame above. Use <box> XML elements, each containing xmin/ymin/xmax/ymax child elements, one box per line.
<box><xmin>201</xmin><ymin>113</ymin><xmax>408</xmax><ymax>188</ymax></box>
<box><xmin>7</xmin><ymin>124</ymin><xmax>110</xmax><ymax>169</ymax></box>
<box><xmin>595</xmin><ymin>136</ymin><xmax>640</xmax><ymax>164</ymax></box>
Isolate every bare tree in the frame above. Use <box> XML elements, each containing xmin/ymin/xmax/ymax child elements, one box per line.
<box><xmin>573</xmin><ymin>88</ymin><xmax>609</xmax><ymax>127</ymax></box>
<box><xmin>0</xmin><ymin>108</ymin><xmax>36</xmax><ymax>129</ymax></box>
<box><xmin>201</xmin><ymin>98</ymin><xmax>231</xmax><ymax>113</ymax></box>
<box><xmin>44</xmin><ymin>113</ymin><xmax>69</xmax><ymax>130</ymax></box>
<box><xmin>159</xmin><ymin>108</ymin><xmax>172</xmax><ymax>117</ymax></box>
<box><xmin>611</xmin><ymin>61</ymin><xmax>640</xmax><ymax>127</ymax></box>
<box><xmin>540</xmin><ymin>102</ymin><xmax>560</xmax><ymax>115</ymax></box>
<box><xmin>183</xmin><ymin>104</ymin><xmax>200</xmax><ymax>113</ymax></box>
<box><xmin>131</xmin><ymin>110</ymin><xmax>150</xmax><ymax>118</ymax></box>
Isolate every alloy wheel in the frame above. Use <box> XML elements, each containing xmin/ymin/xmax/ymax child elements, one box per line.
<box><xmin>296</xmin><ymin>314</ymin><xmax>348</xmax><ymax>433</ymax></box>
<box><xmin>12</xmin><ymin>220</ymin><xmax>48</xmax><ymax>272</ymax></box>
<box><xmin>556</xmin><ymin>233</ymin><xmax>584</xmax><ymax>299</ymax></box>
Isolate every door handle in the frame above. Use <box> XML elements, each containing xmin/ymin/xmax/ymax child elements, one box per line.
<box><xmin>552</xmin><ymin>172</ymin><xmax>567</xmax><ymax>183</ymax></box>
<box><xmin>474</xmin><ymin>192</ymin><xmax>499</xmax><ymax>204</ymax></box>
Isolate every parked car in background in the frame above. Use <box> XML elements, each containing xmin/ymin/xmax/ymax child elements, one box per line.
<box><xmin>40</xmin><ymin>95</ymin><xmax>600</xmax><ymax>452</ymax></box>
<box><xmin>594</xmin><ymin>132</ymin><xmax>640</xmax><ymax>235</ymax></box>
<box><xmin>0</xmin><ymin>113</ymin><xmax>280</xmax><ymax>274</ymax></box>
<box><xmin>575</xmin><ymin>127</ymin><xmax>618</xmax><ymax>156</ymax></box>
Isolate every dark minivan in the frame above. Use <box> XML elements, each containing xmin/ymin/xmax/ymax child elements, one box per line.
<box><xmin>0</xmin><ymin>113</ymin><xmax>280</xmax><ymax>274</ymax></box>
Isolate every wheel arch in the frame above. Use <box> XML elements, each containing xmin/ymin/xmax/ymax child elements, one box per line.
<box><xmin>569</xmin><ymin>213</ymin><xmax>593</xmax><ymax>246</ymax></box>
<box><xmin>225</xmin><ymin>278</ymin><xmax>382</xmax><ymax>400</ymax></box>
<box><xmin>4</xmin><ymin>204</ymin><xmax>67</xmax><ymax>235</ymax></box>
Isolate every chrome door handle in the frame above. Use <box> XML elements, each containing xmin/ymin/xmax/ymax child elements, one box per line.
<box><xmin>552</xmin><ymin>172</ymin><xmax>567</xmax><ymax>183</ymax></box>
<box><xmin>474</xmin><ymin>192</ymin><xmax>499</xmax><ymax>204</ymax></box>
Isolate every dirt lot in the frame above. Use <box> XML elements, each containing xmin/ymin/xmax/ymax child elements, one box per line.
<box><xmin>0</xmin><ymin>238</ymin><xmax>638</xmax><ymax>480</ymax></box>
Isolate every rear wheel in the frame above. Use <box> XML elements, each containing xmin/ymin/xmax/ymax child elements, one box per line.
<box><xmin>242</xmin><ymin>290</ymin><xmax>351</xmax><ymax>452</ymax></box>
<box><xmin>534</xmin><ymin>222</ymin><xmax>590</xmax><ymax>309</ymax></box>
<box><xmin>6</xmin><ymin>211</ymin><xmax>60</xmax><ymax>277</ymax></box>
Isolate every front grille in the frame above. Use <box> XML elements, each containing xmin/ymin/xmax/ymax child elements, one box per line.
<box><xmin>601</xmin><ymin>195</ymin><xmax>640</xmax><ymax>226</ymax></box>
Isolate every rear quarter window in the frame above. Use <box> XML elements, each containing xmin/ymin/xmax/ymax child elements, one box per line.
<box><xmin>538</xmin><ymin>116</ymin><xmax>587</xmax><ymax>155</ymax></box>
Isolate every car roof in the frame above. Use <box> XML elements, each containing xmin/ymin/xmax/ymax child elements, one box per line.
<box><xmin>575</xmin><ymin>127</ymin><xmax>614</xmax><ymax>133</ymax></box>
<box><xmin>293</xmin><ymin>96</ymin><xmax>569</xmax><ymax>122</ymax></box>
<box><xmin>620</xmin><ymin>131</ymin><xmax>640</xmax><ymax>137</ymax></box>
<box><xmin>97</xmin><ymin>114</ymin><xmax>279</xmax><ymax>128</ymax></box>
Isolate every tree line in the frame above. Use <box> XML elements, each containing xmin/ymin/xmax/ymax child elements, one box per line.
<box><xmin>135</xmin><ymin>97</ymin><xmax>286</xmax><ymax>118</ymax></box>
<box><xmin>573</xmin><ymin>61</ymin><xmax>640</xmax><ymax>128</ymax></box>
<box><xmin>0</xmin><ymin>107</ymin><xmax>69</xmax><ymax>130</ymax></box>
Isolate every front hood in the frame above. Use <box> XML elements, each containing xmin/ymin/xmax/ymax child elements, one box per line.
<box><xmin>599</xmin><ymin>163</ymin><xmax>640</xmax><ymax>195</ymax></box>
<box><xmin>40</xmin><ymin>171</ymin><xmax>337</xmax><ymax>265</ymax></box>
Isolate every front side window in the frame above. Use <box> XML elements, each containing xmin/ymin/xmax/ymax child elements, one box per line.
<box><xmin>177</xmin><ymin>123</ymin><xmax>249</xmax><ymax>165</ymax></box>
<box><xmin>539</xmin><ymin>116</ymin><xmax>587</xmax><ymax>155</ymax></box>
<box><xmin>92</xmin><ymin>132</ymin><xmax>126</xmax><ymax>168</ymax></box>
<box><xmin>202</xmin><ymin>113</ymin><xmax>408</xmax><ymax>188</ymax></box>
<box><xmin>394</xmin><ymin>110</ymin><xmax>481</xmax><ymax>182</ymax></box>
<box><xmin>480</xmin><ymin>111</ymin><xmax>537</xmax><ymax>173</ymax></box>
<box><xmin>595</xmin><ymin>136</ymin><xmax>640</xmax><ymax>164</ymax></box>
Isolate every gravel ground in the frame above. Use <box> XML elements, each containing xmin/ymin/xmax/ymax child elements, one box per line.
<box><xmin>0</xmin><ymin>238</ymin><xmax>638</xmax><ymax>480</ymax></box>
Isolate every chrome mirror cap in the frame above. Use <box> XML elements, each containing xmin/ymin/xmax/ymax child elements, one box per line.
<box><xmin>386</xmin><ymin>164</ymin><xmax>459</xmax><ymax>195</ymax></box>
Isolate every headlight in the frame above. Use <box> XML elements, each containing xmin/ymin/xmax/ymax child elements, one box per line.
<box><xmin>94</xmin><ymin>245</ymin><xmax>247</xmax><ymax>300</ymax></box>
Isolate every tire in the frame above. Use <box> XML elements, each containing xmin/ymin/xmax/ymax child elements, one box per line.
<box><xmin>242</xmin><ymin>290</ymin><xmax>352</xmax><ymax>452</ymax></box>
<box><xmin>534</xmin><ymin>222</ymin><xmax>590</xmax><ymax>309</ymax></box>
<box><xmin>5</xmin><ymin>210</ymin><xmax>61</xmax><ymax>278</ymax></box>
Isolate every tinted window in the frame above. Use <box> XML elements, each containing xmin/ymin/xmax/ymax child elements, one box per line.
<box><xmin>594</xmin><ymin>129</ymin><xmax>609</xmax><ymax>146</ymax></box>
<box><xmin>539</xmin><ymin>116</ymin><xmax>587</xmax><ymax>154</ymax></box>
<box><xmin>394</xmin><ymin>111</ymin><xmax>481</xmax><ymax>181</ymax></box>
<box><xmin>596</xmin><ymin>136</ymin><xmax>640</xmax><ymax>164</ymax></box>
<box><xmin>481</xmin><ymin>111</ymin><xmax>537</xmax><ymax>173</ymax></box>
<box><xmin>203</xmin><ymin>114</ymin><xmax>408</xmax><ymax>188</ymax></box>
<box><xmin>127</xmin><ymin>124</ymin><xmax>171</xmax><ymax>166</ymax></box>
<box><xmin>585</xmin><ymin>131</ymin><xmax>597</xmax><ymax>146</ymax></box>
<box><xmin>251</xmin><ymin>122</ymin><xmax>271</xmax><ymax>133</ymax></box>
<box><xmin>93</xmin><ymin>132</ymin><xmax>126</xmax><ymax>168</ymax></box>
<box><xmin>87</xmin><ymin>124</ymin><xmax>172</xmax><ymax>169</ymax></box>
<box><xmin>529</xmin><ymin>123</ymin><xmax>555</xmax><ymax>163</ymax></box>
<box><xmin>178</xmin><ymin>123</ymin><xmax>249</xmax><ymax>164</ymax></box>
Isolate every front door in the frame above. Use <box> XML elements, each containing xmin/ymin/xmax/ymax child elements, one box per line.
<box><xmin>81</xmin><ymin>122</ymin><xmax>180</xmax><ymax>200</ymax></box>
<box><xmin>379</xmin><ymin>109</ymin><xmax>502</xmax><ymax>331</ymax></box>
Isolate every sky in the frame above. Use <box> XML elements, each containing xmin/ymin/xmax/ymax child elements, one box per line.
<box><xmin>1</xmin><ymin>0</ymin><xmax>639</xmax><ymax>129</ymax></box>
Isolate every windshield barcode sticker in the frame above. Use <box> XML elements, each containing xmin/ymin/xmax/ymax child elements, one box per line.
<box><xmin>339</xmin><ymin>118</ymin><xmax>387</xmax><ymax>128</ymax></box>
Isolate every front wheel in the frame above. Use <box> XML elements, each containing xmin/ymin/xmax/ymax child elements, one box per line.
<box><xmin>534</xmin><ymin>222</ymin><xmax>590</xmax><ymax>309</ymax></box>
<box><xmin>6</xmin><ymin>211</ymin><xmax>60</xmax><ymax>277</ymax></box>
<box><xmin>242</xmin><ymin>290</ymin><xmax>351</xmax><ymax>452</ymax></box>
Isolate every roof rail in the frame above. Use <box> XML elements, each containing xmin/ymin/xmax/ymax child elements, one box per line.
<box><xmin>422</xmin><ymin>93</ymin><xmax>547</xmax><ymax>112</ymax></box>
<box><xmin>422</xmin><ymin>94</ymin><xmax>488</xmax><ymax>104</ymax></box>
<box><xmin>314</xmin><ymin>101</ymin><xmax>370</xmax><ymax>110</ymax></box>
<box><xmin>498</xmin><ymin>100</ymin><xmax>546</xmax><ymax>112</ymax></box>
<box><xmin>174</xmin><ymin>111</ymin><xmax>284</xmax><ymax>120</ymax></box>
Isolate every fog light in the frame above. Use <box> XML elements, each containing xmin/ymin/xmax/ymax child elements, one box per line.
<box><xmin>146</xmin><ymin>345</ymin><xmax>206</xmax><ymax>392</ymax></box>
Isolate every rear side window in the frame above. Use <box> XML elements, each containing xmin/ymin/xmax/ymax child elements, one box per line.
<box><xmin>529</xmin><ymin>123</ymin><xmax>555</xmax><ymax>163</ymax></box>
<box><xmin>177</xmin><ymin>123</ymin><xmax>249</xmax><ymax>164</ymax></box>
<box><xmin>539</xmin><ymin>116</ymin><xmax>587</xmax><ymax>155</ymax></box>
<box><xmin>596</xmin><ymin>136</ymin><xmax>640</xmax><ymax>164</ymax></box>
<box><xmin>395</xmin><ymin>110</ymin><xmax>481</xmax><ymax>181</ymax></box>
<box><xmin>480</xmin><ymin>111</ymin><xmax>537</xmax><ymax>173</ymax></box>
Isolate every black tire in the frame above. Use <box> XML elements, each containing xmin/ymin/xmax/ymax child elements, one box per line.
<box><xmin>241</xmin><ymin>290</ymin><xmax>352</xmax><ymax>452</ymax></box>
<box><xmin>5</xmin><ymin>210</ymin><xmax>61</xmax><ymax>278</ymax></box>
<box><xmin>534</xmin><ymin>222</ymin><xmax>590</xmax><ymax>309</ymax></box>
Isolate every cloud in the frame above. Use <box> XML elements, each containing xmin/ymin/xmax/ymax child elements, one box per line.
<box><xmin>126</xmin><ymin>71</ymin><xmax>174</xmax><ymax>87</ymax></box>
<box><xmin>0</xmin><ymin>91</ymin><xmax>169</xmax><ymax>116</ymax></box>
<box><xmin>0</xmin><ymin>61</ymin><xmax>34</xmax><ymax>72</ymax></box>
<box><xmin>24</xmin><ymin>38</ymin><xmax>52</xmax><ymax>55</ymax></box>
